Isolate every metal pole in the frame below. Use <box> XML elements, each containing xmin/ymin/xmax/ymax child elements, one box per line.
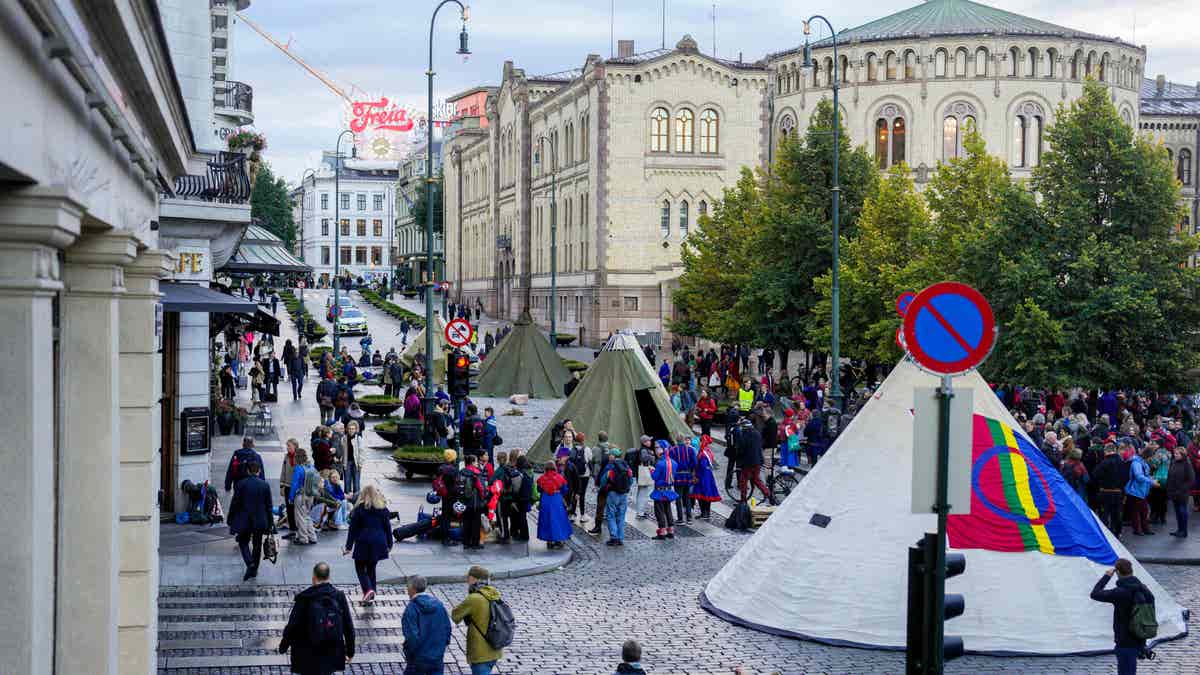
<box><xmin>334</xmin><ymin>131</ymin><xmax>353</xmax><ymax>353</ymax></box>
<box><xmin>932</xmin><ymin>374</ymin><xmax>954</xmax><ymax>673</ymax></box>
<box><xmin>425</xmin><ymin>0</ymin><xmax>467</xmax><ymax>400</ymax></box>
<box><xmin>549</xmin><ymin>158</ymin><xmax>557</xmax><ymax>349</ymax></box>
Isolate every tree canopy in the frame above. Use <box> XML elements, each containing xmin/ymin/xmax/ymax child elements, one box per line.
<box><xmin>250</xmin><ymin>162</ymin><xmax>295</xmax><ymax>248</ymax></box>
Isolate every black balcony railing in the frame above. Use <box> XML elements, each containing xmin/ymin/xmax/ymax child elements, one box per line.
<box><xmin>170</xmin><ymin>151</ymin><xmax>251</xmax><ymax>203</ymax></box>
<box><xmin>219</xmin><ymin>81</ymin><xmax>253</xmax><ymax>115</ymax></box>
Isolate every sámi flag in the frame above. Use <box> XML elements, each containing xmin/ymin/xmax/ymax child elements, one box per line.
<box><xmin>947</xmin><ymin>415</ymin><xmax>1117</xmax><ymax>564</ymax></box>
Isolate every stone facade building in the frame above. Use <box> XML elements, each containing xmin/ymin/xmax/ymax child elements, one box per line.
<box><xmin>442</xmin><ymin>0</ymin><xmax>1191</xmax><ymax>348</ymax></box>
<box><xmin>1139</xmin><ymin>76</ymin><xmax>1200</xmax><ymax>244</ymax></box>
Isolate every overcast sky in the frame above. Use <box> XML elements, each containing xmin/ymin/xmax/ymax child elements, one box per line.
<box><xmin>232</xmin><ymin>0</ymin><xmax>1200</xmax><ymax>183</ymax></box>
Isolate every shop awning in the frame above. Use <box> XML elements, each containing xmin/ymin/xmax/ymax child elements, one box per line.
<box><xmin>246</xmin><ymin>309</ymin><xmax>281</xmax><ymax>336</ymax></box>
<box><xmin>161</xmin><ymin>282</ymin><xmax>259</xmax><ymax>313</ymax></box>
<box><xmin>221</xmin><ymin>223</ymin><xmax>312</xmax><ymax>273</ymax></box>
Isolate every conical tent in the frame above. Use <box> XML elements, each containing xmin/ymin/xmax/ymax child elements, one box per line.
<box><xmin>475</xmin><ymin>311</ymin><xmax>571</xmax><ymax>398</ymax></box>
<box><xmin>400</xmin><ymin>314</ymin><xmax>449</xmax><ymax>382</ymax></box>
<box><xmin>527</xmin><ymin>332</ymin><xmax>690</xmax><ymax>465</ymax></box>
<box><xmin>702</xmin><ymin>358</ymin><xmax>1188</xmax><ymax>655</ymax></box>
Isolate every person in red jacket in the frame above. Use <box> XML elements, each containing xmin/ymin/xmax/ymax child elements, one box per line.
<box><xmin>695</xmin><ymin>388</ymin><xmax>718</xmax><ymax>438</ymax></box>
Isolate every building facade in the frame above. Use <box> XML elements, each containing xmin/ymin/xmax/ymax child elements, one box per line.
<box><xmin>295</xmin><ymin>152</ymin><xmax>398</xmax><ymax>286</ymax></box>
<box><xmin>1139</xmin><ymin>76</ymin><xmax>1200</xmax><ymax>247</ymax></box>
<box><xmin>443</xmin><ymin>0</ymin><xmax>1194</xmax><ymax>346</ymax></box>
<box><xmin>395</xmin><ymin>138</ymin><xmax>445</xmax><ymax>287</ymax></box>
<box><xmin>445</xmin><ymin>35</ymin><xmax>769</xmax><ymax>346</ymax></box>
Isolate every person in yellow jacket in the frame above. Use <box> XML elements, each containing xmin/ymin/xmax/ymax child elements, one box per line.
<box><xmin>451</xmin><ymin>566</ymin><xmax>505</xmax><ymax>673</ymax></box>
<box><xmin>737</xmin><ymin>378</ymin><xmax>756</xmax><ymax>415</ymax></box>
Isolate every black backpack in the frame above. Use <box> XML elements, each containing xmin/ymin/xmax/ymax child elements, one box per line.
<box><xmin>230</xmin><ymin>449</ymin><xmax>256</xmax><ymax>482</ymax></box>
<box><xmin>605</xmin><ymin>460</ymin><xmax>631</xmax><ymax>494</ymax></box>
<box><xmin>307</xmin><ymin>593</ymin><xmax>344</xmax><ymax>645</ymax></box>
<box><xmin>725</xmin><ymin>502</ymin><xmax>753</xmax><ymax>530</ymax></box>
<box><xmin>568</xmin><ymin>447</ymin><xmax>588</xmax><ymax>476</ymax></box>
<box><xmin>470</xmin><ymin>588</ymin><xmax>516</xmax><ymax>650</ymax></box>
<box><xmin>455</xmin><ymin>469</ymin><xmax>483</xmax><ymax>509</ymax></box>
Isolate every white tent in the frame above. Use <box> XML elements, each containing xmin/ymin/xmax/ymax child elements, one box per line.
<box><xmin>702</xmin><ymin>358</ymin><xmax>1188</xmax><ymax>655</ymax></box>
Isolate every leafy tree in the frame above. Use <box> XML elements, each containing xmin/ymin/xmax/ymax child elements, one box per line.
<box><xmin>672</xmin><ymin>168</ymin><xmax>762</xmax><ymax>343</ymax></box>
<box><xmin>408</xmin><ymin>170</ymin><xmax>444</xmax><ymax>235</ymax></box>
<box><xmin>250</xmin><ymin>162</ymin><xmax>295</xmax><ymax>248</ymax></box>
<box><xmin>737</xmin><ymin>100</ymin><xmax>877</xmax><ymax>360</ymax></box>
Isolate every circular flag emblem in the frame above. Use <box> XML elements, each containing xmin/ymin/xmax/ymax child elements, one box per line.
<box><xmin>971</xmin><ymin>445</ymin><xmax>1057</xmax><ymax>527</ymax></box>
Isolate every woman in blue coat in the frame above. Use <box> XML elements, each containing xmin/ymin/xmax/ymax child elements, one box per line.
<box><xmin>343</xmin><ymin>485</ymin><xmax>393</xmax><ymax>604</ymax></box>
<box><xmin>692</xmin><ymin>435</ymin><xmax>722</xmax><ymax>519</ymax></box>
<box><xmin>650</xmin><ymin>442</ymin><xmax>678</xmax><ymax>540</ymax></box>
<box><xmin>536</xmin><ymin>461</ymin><xmax>573</xmax><ymax>548</ymax></box>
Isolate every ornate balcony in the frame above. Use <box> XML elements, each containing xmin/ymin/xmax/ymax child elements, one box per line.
<box><xmin>214</xmin><ymin>80</ymin><xmax>253</xmax><ymax>125</ymax></box>
<box><xmin>169</xmin><ymin>151</ymin><xmax>251</xmax><ymax>204</ymax></box>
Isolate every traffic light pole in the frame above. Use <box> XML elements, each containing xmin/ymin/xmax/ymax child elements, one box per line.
<box><xmin>931</xmin><ymin>374</ymin><xmax>954</xmax><ymax>673</ymax></box>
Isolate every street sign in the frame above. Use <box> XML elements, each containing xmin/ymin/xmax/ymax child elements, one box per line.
<box><xmin>297</xmin><ymin>280</ymin><xmax>306</xmax><ymax>289</ymax></box>
<box><xmin>444</xmin><ymin>317</ymin><xmax>473</xmax><ymax>348</ymax></box>
<box><xmin>896</xmin><ymin>291</ymin><xmax>915</xmax><ymax>317</ymax></box>
<box><xmin>912</xmin><ymin>387</ymin><xmax>973</xmax><ymax>515</ymax></box>
<box><xmin>902</xmin><ymin>282</ymin><xmax>995</xmax><ymax>376</ymax></box>
<box><xmin>895</xmin><ymin>327</ymin><xmax>907</xmax><ymax>352</ymax></box>
<box><xmin>439</xmin><ymin>281</ymin><xmax>451</xmax><ymax>292</ymax></box>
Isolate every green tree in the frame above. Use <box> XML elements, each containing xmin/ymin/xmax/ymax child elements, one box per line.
<box><xmin>672</xmin><ymin>168</ymin><xmax>762</xmax><ymax>342</ymax></box>
<box><xmin>738</xmin><ymin>100</ymin><xmax>877</xmax><ymax>359</ymax></box>
<box><xmin>408</xmin><ymin>170</ymin><xmax>444</xmax><ymax>235</ymax></box>
<box><xmin>249</xmin><ymin>163</ymin><xmax>295</xmax><ymax>248</ymax></box>
<box><xmin>1028</xmin><ymin>79</ymin><xmax>1199</xmax><ymax>389</ymax></box>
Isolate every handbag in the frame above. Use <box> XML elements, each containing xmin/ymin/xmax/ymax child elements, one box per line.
<box><xmin>263</xmin><ymin>532</ymin><xmax>279</xmax><ymax>564</ymax></box>
<box><xmin>492</xmin><ymin>435</ymin><xmax>504</xmax><ymax>447</ymax></box>
<box><xmin>708</xmin><ymin>371</ymin><xmax>720</xmax><ymax>388</ymax></box>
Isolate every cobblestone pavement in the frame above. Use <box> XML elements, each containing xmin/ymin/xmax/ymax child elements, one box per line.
<box><xmin>159</xmin><ymin>517</ymin><xmax>1199</xmax><ymax>674</ymax></box>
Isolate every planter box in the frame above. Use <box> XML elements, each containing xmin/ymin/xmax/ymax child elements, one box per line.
<box><xmin>374</xmin><ymin>419</ymin><xmax>424</xmax><ymax>447</ymax></box>
<box><xmin>391</xmin><ymin>446</ymin><xmax>444</xmax><ymax>480</ymax></box>
<box><xmin>357</xmin><ymin>398</ymin><xmax>401</xmax><ymax>416</ymax></box>
<box><xmin>554</xmin><ymin>335</ymin><xmax>577</xmax><ymax>346</ymax></box>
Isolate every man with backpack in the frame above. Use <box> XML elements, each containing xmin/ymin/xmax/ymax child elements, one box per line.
<box><xmin>1090</xmin><ymin>557</ymin><xmax>1156</xmax><ymax>674</ymax></box>
<box><xmin>597</xmin><ymin>447</ymin><xmax>633</xmax><ymax>546</ymax></box>
<box><xmin>224</xmin><ymin>437</ymin><xmax>266</xmax><ymax>492</ymax></box>
<box><xmin>457</xmin><ymin>455</ymin><xmax>488</xmax><ymax>550</ymax></box>
<box><xmin>279</xmin><ymin>562</ymin><xmax>355</xmax><ymax>674</ymax></box>
<box><xmin>451</xmin><ymin>566</ymin><xmax>511</xmax><ymax>675</ymax></box>
<box><xmin>460</xmin><ymin>404</ymin><xmax>486</xmax><ymax>459</ymax></box>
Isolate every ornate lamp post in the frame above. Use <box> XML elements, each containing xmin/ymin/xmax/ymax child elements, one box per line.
<box><xmin>333</xmin><ymin>129</ymin><xmax>356</xmax><ymax>353</ymax></box>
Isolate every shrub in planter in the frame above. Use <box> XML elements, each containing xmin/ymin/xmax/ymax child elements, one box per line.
<box><xmin>391</xmin><ymin>445</ymin><xmax>445</xmax><ymax>478</ymax></box>
<box><xmin>357</xmin><ymin>394</ymin><xmax>401</xmax><ymax>416</ymax></box>
<box><xmin>561</xmin><ymin>359</ymin><xmax>589</xmax><ymax>372</ymax></box>
<box><xmin>375</xmin><ymin>417</ymin><xmax>424</xmax><ymax>447</ymax></box>
<box><xmin>553</xmin><ymin>334</ymin><xmax>577</xmax><ymax>346</ymax></box>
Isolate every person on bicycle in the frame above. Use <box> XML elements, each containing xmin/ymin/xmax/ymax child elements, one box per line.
<box><xmin>736</xmin><ymin>418</ymin><xmax>776</xmax><ymax>505</ymax></box>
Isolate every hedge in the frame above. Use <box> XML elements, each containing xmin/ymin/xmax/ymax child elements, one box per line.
<box><xmin>358</xmin><ymin>289</ymin><xmax>426</xmax><ymax>328</ymax></box>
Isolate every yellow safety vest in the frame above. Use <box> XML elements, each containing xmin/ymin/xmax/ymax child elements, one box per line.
<box><xmin>738</xmin><ymin>388</ymin><xmax>755</xmax><ymax>412</ymax></box>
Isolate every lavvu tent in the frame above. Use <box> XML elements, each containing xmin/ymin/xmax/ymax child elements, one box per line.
<box><xmin>474</xmin><ymin>310</ymin><xmax>571</xmax><ymax>398</ymax></box>
<box><xmin>400</xmin><ymin>313</ymin><xmax>450</xmax><ymax>383</ymax></box>
<box><xmin>701</xmin><ymin>358</ymin><xmax>1188</xmax><ymax>655</ymax></box>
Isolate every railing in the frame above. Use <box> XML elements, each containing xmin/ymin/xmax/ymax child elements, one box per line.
<box><xmin>218</xmin><ymin>81</ymin><xmax>253</xmax><ymax>115</ymax></box>
<box><xmin>170</xmin><ymin>151</ymin><xmax>251</xmax><ymax>203</ymax></box>
<box><xmin>496</xmin><ymin>234</ymin><xmax>512</xmax><ymax>250</ymax></box>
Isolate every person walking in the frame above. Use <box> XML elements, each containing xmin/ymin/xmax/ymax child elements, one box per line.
<box><xmin>597</xmin><ymin>446</ymin><xmax>633</xmax><ymax>546</ymax></box>
<box><xmin>649</xmin><ymin>442</ymin><xmax>678</xmax><ymax>540</ymax></box>
<box><xmin>287</xmin><ymin>346</ymin><xmax>305</xmax><ymax>401</ymax></box>
<box><xmin>627</xmin><ymin>435</ymin><xmax>656</xmax><ymax>519</ymax></box>
<box><xmin>289</xmin><ymin>449</ymin><xmax>319</xmax><ymax>545</ymax></box>
<box><xmin>224</xmin><ymin>437</ymin><xmax>266</xmax><ymax>493</ymax></box>
<box><xmin>1090</xmin><ymin>558</ymin><xmax>1153</xmax><ymax>675</ymax></box>
<box><xmin>536</xmin><ymin>461</ymin><xmax>572</xmax><ymax>549</ymax></box>
<box><xmin>219</xmin><ymin>364</ymin><xmax>236</xmax><ymax>401</ymax></box>
<box><xmin>278</xmin><ymin>438</ymin><xmax>300</xmax><ymax>536</ymax></box>
<box><xmin>460</xmin><ymin>454</ymin><xmax>488</xmax><ymax>550</ymax></box>
<box><xmin>508</xmin><ymin>455</ymin><xmax>533</xmax><ymax>542</ymax></box>
<box><xmin>265</xmin><ymin>351</ymin><xmax>282</xmax><ymax>400</ymax></box>
<box><xmin>401</xmin><ymin>574</ymin><xmax>452</xmax><ymax>675</ymax></box>
<box><xmin>279</xmin><ymin>562</ymin><xmax>355</xmax><ymax>675</ymax></box>
<box><xmin>451</xmin><ymin>566</ymin><xmax>506</xmax><ymax>675</ymax></box>
<box><xmin>228</xmin><ymin>461</ymin><xmax>274</xmax><ymax>581</ymax></box>
<box><xmin>343</xmin><ymin>485</ymin><xmax>393</xmax><ymax>605</ymax></box>
<box><xmin>1094</xmin><ymin>443</ymin><xmax>1126</xmax><ymax>538</ymax></box>
<box><xmin>736</xmin><ymin>418</ymin><xmax>775</xmax><ymax>505</ymax></box>
<box><xmin>588</xmin><ymin>432</ymin><xmax>613</xmax><ymax>535</ymax></box>
<box><xmin>1125</xmin><ymin>446</ymin><xmax>1158</xmax><ymax>536</ymax></box>
<box><xmin>695</xmin><ymin>388</ymin><xmax>717</xmax><ymax>438</ymax></box>
<box><xmin>669</xmin><ymin>434</ymin><xmax>697</xmax><ymax>524</ymax></box>
<box><xmin>1167</xmin><ymin>445</ymin><xmax>1195</xmax><ymax>538</ymax></box>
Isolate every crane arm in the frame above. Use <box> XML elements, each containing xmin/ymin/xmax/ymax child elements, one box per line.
<box><xmin>236</xmin><ymin>11</ymin><xmax>351</xmax><ymax>102</ymax></box>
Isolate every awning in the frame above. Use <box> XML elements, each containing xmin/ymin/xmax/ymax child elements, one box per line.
<box><xmin>161</xmin><ymin>282</ymin><xmax>259</xmax><ymax>313</ymax></box>
<box><xmin>246</xmin><ymin>309</ymin><xmax>281</xmax><ymax>336</ymax></box>
<box><xmin>221</xmin><ymin>223</ymin><xmax>312</xmax><ymax>273</ymax></box>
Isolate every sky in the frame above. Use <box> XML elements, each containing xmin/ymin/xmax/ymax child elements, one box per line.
<box><xmin>232</xmin><ymin>0</ymin><xmax>1200</xmax><ymax>184</ymax></box>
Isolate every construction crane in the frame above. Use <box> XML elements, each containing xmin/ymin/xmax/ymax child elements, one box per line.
<box><xmin>236</xmin><ymin>11</ymin><xmax>365</xmax><ymax>103</ymax></box>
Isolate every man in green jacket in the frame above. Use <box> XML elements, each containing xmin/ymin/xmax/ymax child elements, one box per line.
<box><xmin>451</xmin><ymin>565</ymin><xmax>504</xmax><ymax>674</ymax></box>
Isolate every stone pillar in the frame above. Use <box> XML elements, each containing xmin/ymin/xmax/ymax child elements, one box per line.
<box><xmin>0</xmin><ymin>187</ymin><xmax>82</xmax><ymax>675</ymax></box>
<box><xmin>58</xmin><ymin>230</ymin><xmax>138</xmax><ymax>675</ymax></box>
<box><xmin>118</xmin><ymin>249</ymin><xmax>172</xmax><ymax>674</ymax></box>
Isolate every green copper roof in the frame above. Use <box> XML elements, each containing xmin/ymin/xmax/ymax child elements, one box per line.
<box><xmin>783</xmin><ymin>0</ymin><xmax>1122</xmax><ymax>54</ymax></box>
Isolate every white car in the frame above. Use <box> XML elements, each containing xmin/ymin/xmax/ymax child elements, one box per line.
<box><xmin>335</xmin><ymin>307</ymin><xmax>368</xmax><ymax>335</ymax></box>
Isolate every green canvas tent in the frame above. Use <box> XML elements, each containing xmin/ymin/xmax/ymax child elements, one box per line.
<box><xmin>527</xmin><ymin>333</ymin><xmax>690</xmax><ymax>465</ymax></box>
<box><xmin>400</xmin><ymin>313</ymin><xmax>450</xmax><ymax>382</ymax></box>
<box><xmin>475</xmin><ymin>310</ymin><xmax>571</xmax><ymax>398</ymax></box>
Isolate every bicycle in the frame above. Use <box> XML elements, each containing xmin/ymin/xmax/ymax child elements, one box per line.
<box><xmin>724</xmin><ymin>446</ymin><xmax>799</xmax><ymax>505</ymax></box>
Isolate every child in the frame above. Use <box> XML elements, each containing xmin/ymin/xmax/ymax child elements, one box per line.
<box><xmin>779</xmin><ymin>409</ymin><xmax>801</xmax><ymax>471</ymax></box>
<box><xmin>536</xmin><ymin>461</ymin><xmax>572</xmax><ymax>549</ymax></box>
<box><xmin>692</xmin><ymin>435</ymin><xmax>722</xmax><ymax>519</ymax></box>
<box><xmin>650</xmin><ymin>442</ymin><xmax>678</xmax><ymax>540</ymax></box>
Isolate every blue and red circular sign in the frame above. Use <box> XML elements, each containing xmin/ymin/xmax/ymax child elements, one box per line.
<box><xmin>895</xmin><ymin>291</ymin><xmax>915</xmax><ymax>317</ymax></box>
<box><xmin>901</xmin><ymin>281</ymin><xmax>995</xmax><ymax>375</ymax></box>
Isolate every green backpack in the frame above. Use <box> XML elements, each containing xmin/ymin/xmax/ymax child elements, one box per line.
<box><xmin>1129</xmin><ymin>585</ymin><xmax>1158</xmax><ymax>641</ymax></box>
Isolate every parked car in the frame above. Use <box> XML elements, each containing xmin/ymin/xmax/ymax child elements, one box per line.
<box><xmin>334</xmin><ymin>307</ymin><xmax>369</xmax><ymax>335</ymax></box>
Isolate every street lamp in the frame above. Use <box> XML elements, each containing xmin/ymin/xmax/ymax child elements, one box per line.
<box><xmin>533</xmin><ymin>133</ymin><xmax>558</xmax><ymax>349</ymax></box>
<box><xmin>801</xmin><ymin>15</ymin><xmax>842</xmax><ymax>412</ymax></box>
<box><xmin>424</xmin><ymin>0</ymin><xmax>470</xmax><ymax>401</ymax></box>
<box><xmin>334</xmin><ymin>128</ymin><xmax>356</xmax><ymax>353</ymax></box>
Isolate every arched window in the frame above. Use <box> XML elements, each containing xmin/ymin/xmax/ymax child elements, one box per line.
<box><xmin>580</xmin><ymin>114</ymin><xmax>589</xmax><ymax>161</ymax></box>
<box><xmin>824</xmin><ymin>57</ymin><xmax>835</xmax><ymax>85</ymax></box>
<box><xmin>975</xmin><ymin>47</ymin><xmax>988</xmax><ymax>76</ymax></box>
<box><xmin>778</xmin><ymin>113</ymin><xmax>795</xmax><ymax>142</ymax></box>
<box><xmin>1009</xmin><ymin>47</ymin><xmax>1020</xmax><ymax>77</ymax></box>
<box><xmin>1099</xmin><ymin>53</ymin><xmax>1109</xmax><ymax>82</ymax></box>
<box><xmin>1046</xmin><ymin>48</ymin><xmax>1058</xmax><ymax>78</ymax></box>
<box><xmin>955</xmin><ymin>48</ymin><xmax>968</xmax><ymax>77</ymax></box>
<box><xmin>699</xmin><ymin>109</ymin><xmax>719</xmax><ymax>154</ymax></box>
<box><xmin>874</xmin><ymin>104</ymin><xmax>905</xmax><ymax>169</ymax></box>
<box><xmin>698</xmin><ymin>200</ymin><xmax>708</xmax><ymax>220</ymax></box>
<box><xmin>1027</xmin><ymin>48</ymin><xmax>1038</xmax><ymax>77</ymax></box>
<box><xmin>812</xmin><ymin>60</ymin><xmax>822</xmax><ymax>87</ymax></box>
<box><xmin>885</xmin><ymin>52</ymin><xmax>897</xmax><ymax>80</ymax></box>
<box><xmin>565</xmin><ymin>124</ymin><xmax>574</xmax><ymax>164</ymax></box>
<box><xmin>1013</xmin><ymin>101</ymin><xmax>1045</xmax><ymax>168</ymax></box>
<box><xmin>1071</xmin><ymin>50</ymin><xmax>1083</xmax><ymax>79</ymax></box>
<box><xmin>679</xmin><ymin>200</ymin><xmax>689</xmax><ymax>237</ymax></box>
<box><xmin>867</xmin><ymin>53</ymin><xmax>878</xmax><ymax>81</ymax></box>
<box><xmin>934</xmin><ymin>49</ymin><xmax>947</xmax><ymax>78</ymax></box>
<box><xmin>1085</xmin><ymin>51</ymin><xmax>1096</xmax><ymax>78</ymax></box>
<box><xmin>840</xmin><ymin>55</ymin><xmax>850</xmax><ymax>83</ymax></box>
<box><xmin>1180</xmin><ymin>149</ymin><xmax>1194</xmax><ymax>185</ymax></box>
<box><xmin>904</xmin><ymin>50</ymin><xmax>916</xmax><ymax>79</ymax></box>
<box><xmin>777</xmin><ymin>73</ymin><xmax>785</xmax><ymax>93</ymax></box>
<box><xmin>675</xmin><ymin>108</ymin><xmax>694</xmax><ymax>153</ymax></box>
<box><xmin>660</xmin><ymin>200</ymin><xmax>670</xmax><ymax>238</ymax></box>
<box><xmin>942</xmin><ymin>101</ymin><xmax>978</xmax><ymax>161</ymax></box>
<box><xmin>650</xmin><ymin>107</ymin><xmax>669</xmax><ymax>152</ymax></box>
<box><xmin>1167</xmin><ymin>148</ymin><xmax>1174</xmax><ymax>163</ymax></box>
<box><xmin>1121</xmin><ymin>108</ymin><xmax>1133</xmax><ymax>126</ymax></box>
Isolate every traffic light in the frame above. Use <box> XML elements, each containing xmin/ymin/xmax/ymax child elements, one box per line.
<box><xmin>447</xmin><ymin>350</ymin><xmax>471</xmax><ymax>398</ymax></box>
<box><xmin>906</xmin><ymin>533</ymin><xmax>966</xmax><ymax>674</ymax></box>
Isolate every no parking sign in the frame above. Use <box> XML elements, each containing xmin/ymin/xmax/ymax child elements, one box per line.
<box><xmin>901</xmin><ymin>282</ymin><xmax>996</xmax><ymax>376</ymax></box>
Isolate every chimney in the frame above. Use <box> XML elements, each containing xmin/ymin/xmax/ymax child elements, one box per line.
<box><xmin>1155</xmin><ymin>74</ymin><xmax>1165</xmax><ymax>97</ymax></box>
<box><xmin>617</xmin><ymin>40</ymin><xmax>635</xmax><ymax>59</ymax></box>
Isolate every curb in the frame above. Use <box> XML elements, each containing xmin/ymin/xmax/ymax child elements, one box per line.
<box><xmin>1135</xmin><ymin>556</ymin><xmax>1200</xmax><ymax>566</ymax></box>
<box><xmin>377</xmin><ymin>549</ymin><xmax>574</xmax><ymax>586</ymax></box>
